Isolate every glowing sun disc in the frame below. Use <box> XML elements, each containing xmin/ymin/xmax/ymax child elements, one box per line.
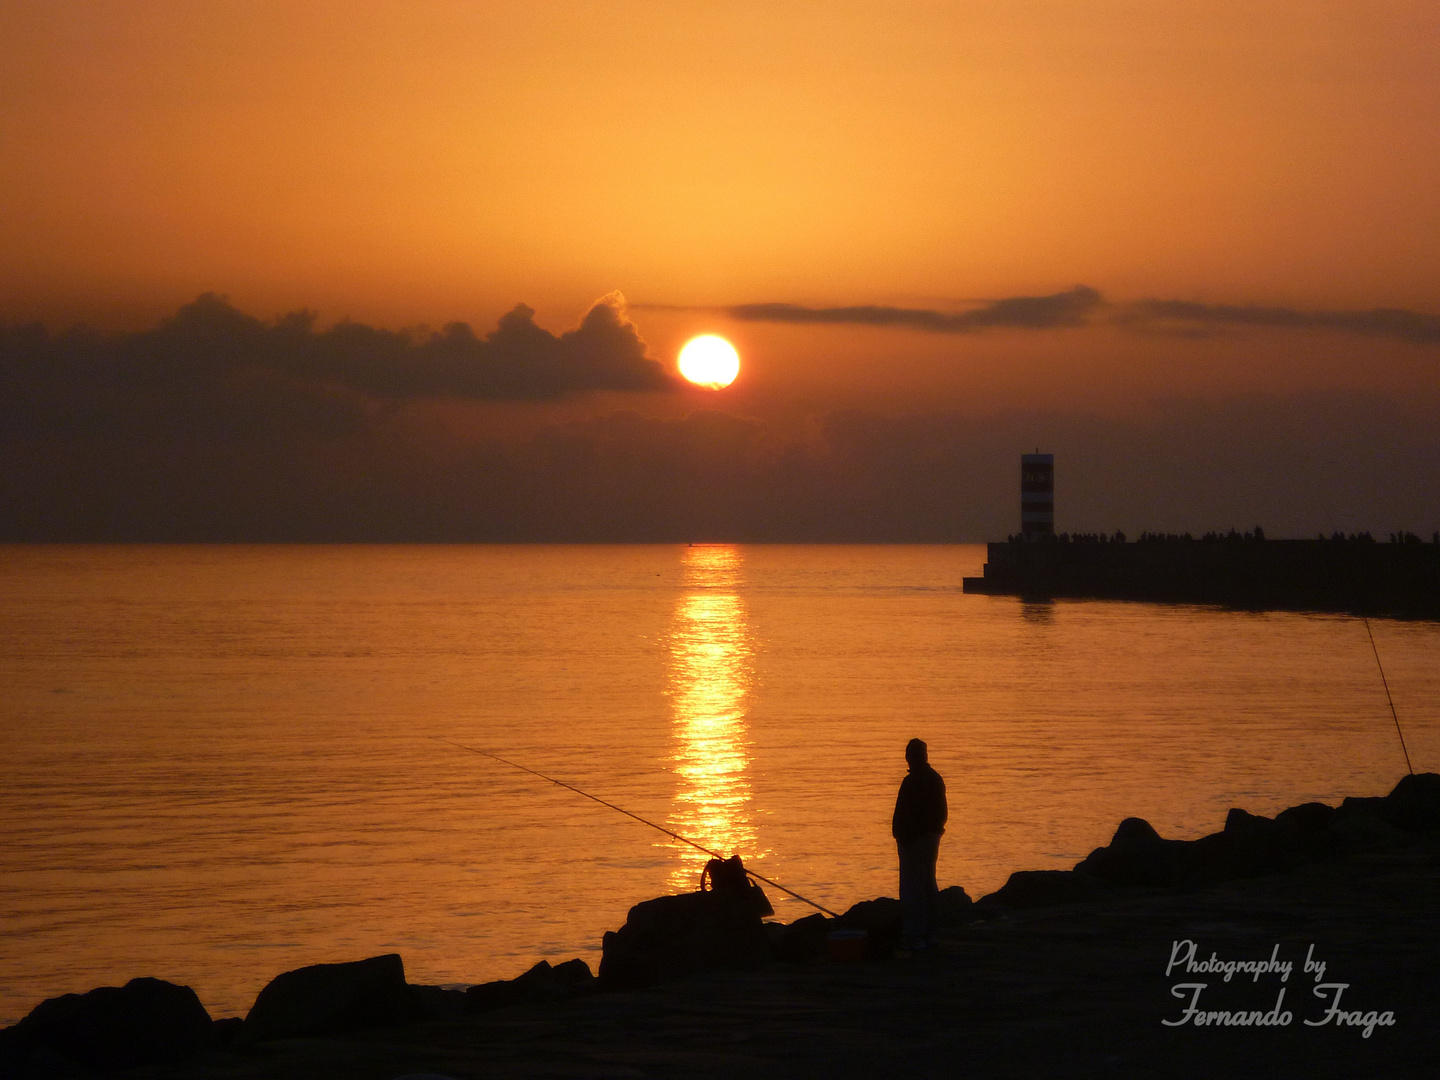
<box><xmin>678</xmin><ymin>335</ymin><xmax>740</xmax><ymax>389</ymax></box>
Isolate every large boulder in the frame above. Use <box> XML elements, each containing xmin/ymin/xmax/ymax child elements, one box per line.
<box><xmin>1223</xmin><ymin>807</ymin><xmax>1272</xmax><ymax>833</ymax></box>
<box><xmin>241</xmin><ymin>954</ymin><xmax>425</xmax><ymax>1044</ymax></box>
<box><xmin>0</xmin><ymin>977</ymin><xmax>213</xmax><ymax>1074</ymax></box>
<box><xmin>1337</xmin><ymin>773</ymin><xmax>1440</xmax><ymax>834</ymax></box>
<box><xmin>1274</xmin><ymin>801</ymin><xmax>1335</xmax><ymax>833</ymax></box>
<box><xmin>983</xmin><ymin>870</ymin><xmax>1106</xmax><ymax>909</ymax></box>
<box><xmin>1383</xmin><ymin>772</ymin><xmax>1440</xmax><ymax>832</ymax></box>
<box><xmin>1073</xmin><ymin>817</ymin><xmax>1186</xmax><ymax>887</ymax></box>
<box><xmin>936</xmin><ymin>885</ymin><xmax>974</xmax><ymax>925</ymax></box>
<box><xmin>774</xmin><ymin>913</ymin><xmax>833</xmax><ymax>964</ymax></box>
<box><xmin>599</xmin><ymin>890</ymin><xmax>772</xmax><ymax>989</ymax></box>
<box><xmin>1174</xmin><ymin>827</ymin><xmax>1276</xmax><ymax>886</ymax></box>
<box><xmin>407</xmin><ymin>984</ymin><xmax>468</xmax><ymax>1021</ymax></box>
<box><xmin>837</xmin><ymin>897</ymin><xmax>903</xmax><ymax>958</ymax></box>
<box><xmin>464</xmin><ymin>959</ymin><xmax>595</xmax><ymax>1015</ymax></box>
<box><xmin>1328</xmin><ymin>804</ymin><xmax>1412</xmax><ymax>852</ymax></box>
<box><xmin>1270</xmin><ymin>804</ymin><xmax>1340</xmax><ymax>864</ymax></box>
<box><xmin>1337</xmin><ymin>794</ymin><xmax>1390</xmax><ymax>823</ymax></box>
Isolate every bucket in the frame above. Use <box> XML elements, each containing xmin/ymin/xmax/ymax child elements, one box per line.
<box><xmin>826</xmin><ymin>929</ymin><xmax>869</xmax><ymax>962</ymax></box>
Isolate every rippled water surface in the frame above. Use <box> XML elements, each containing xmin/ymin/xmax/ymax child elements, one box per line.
<box><xmin>3</xmin><ymin>543</ymin><xmax>1437</xmax><ymax>1024</ymax></box>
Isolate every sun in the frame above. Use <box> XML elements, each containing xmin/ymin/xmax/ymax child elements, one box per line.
<box><xmin>677</xmin><ymin>335</ymin><xmax>740</xmax><ymax>389</ymax></box>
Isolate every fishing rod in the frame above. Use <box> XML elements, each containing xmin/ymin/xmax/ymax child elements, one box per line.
<box><xmin>435</xmin><ymin>737</ymin><xmax>840</xmax><ymax>917</ymax></box>
<box><xmin>1362</xmin><ymin>618</ymin><xmax>1415</xmax><ymax>776</ymax></box>
<box><xmin>1317</xmin><ymin>497</ymin><xmax>1417</xmax><ymax>777</ymax></box>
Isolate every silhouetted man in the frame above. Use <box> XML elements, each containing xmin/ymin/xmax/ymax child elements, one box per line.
<box><xmin>892</xmin><ymin>738</ymin><xmax>947</xmax><ymax>952</ymax></box>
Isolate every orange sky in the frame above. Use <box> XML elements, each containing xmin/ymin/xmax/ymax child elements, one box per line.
<box><xmin>3</xmin><ymin>2</ymin><xmax>1440</xmax><ymax>541</ymax></box>
<box><xmin>4</xmin><ymin>3</ymin><xmax>1437</xmax><ymax>336</ymax></box>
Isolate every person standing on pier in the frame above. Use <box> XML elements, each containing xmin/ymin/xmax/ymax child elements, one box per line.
<box><xmin>892</xmin><ymin>738</ymin><xmax>948</xmax><ymax>953</ymax></box>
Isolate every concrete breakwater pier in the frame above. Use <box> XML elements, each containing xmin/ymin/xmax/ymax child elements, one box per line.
<box><xmin>3</xmin><ymin>775</ymin><xmax>1437</xmax><ymax>1079</ymax></box>
<box><xmin>963</xmin><ymin>533</ymin><xmax>1440</xmax><ymax>617</ymax></box>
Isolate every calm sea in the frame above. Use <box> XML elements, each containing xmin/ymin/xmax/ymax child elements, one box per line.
<box><xmin>2</xmin><ymin>544</ymin><xmax>1436</xmax><ymax>1024</ymax></box>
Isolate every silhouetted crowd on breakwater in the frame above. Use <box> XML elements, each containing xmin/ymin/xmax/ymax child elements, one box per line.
<box><xmin>972</xmin><ymin>526</ymin><xmax>1440</xmax><ymax>616</ymax></box>
<box><xmin>3</xmin><ymin>774</ymin><xmax>1437</xmax><ymax>1077</ymax></box>
<box><xmin>1004</xmin><ymin>527</ymin><xmax>1440</xmax><ymax>545</ymax></box>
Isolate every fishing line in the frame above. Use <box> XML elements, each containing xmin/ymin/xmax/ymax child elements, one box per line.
<box><xmin>435</xmin><ymin>737</ymin><xmax>840</xmax><ymax>917</ymax></box>
<box><xmin>1317</xmin><ymin>496</ymin><xmax>1416</xmax><ymax>776</ymax></box>
<box><xmin>1362</xmin><ymin>618</ymin><xmax>1414</xmax><ymax>776</ymax></box>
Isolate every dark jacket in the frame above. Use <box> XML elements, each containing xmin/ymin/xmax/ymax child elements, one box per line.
<box><xmin>892</xmin><ymin>763</ymin><xmax>947</xmax><ymax>841</ymax></box>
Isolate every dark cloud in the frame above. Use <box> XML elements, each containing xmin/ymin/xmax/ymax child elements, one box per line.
<box><xmin>2</xmin><ymin>390</ymin><xmax>1436</xmax><ymax>542</ymax></box>
<box><xmin>1123</xmin><ymin>298</ymin><xmax>1440</xmax><ymax>344</ymax></box>
<box><xmin>4</xmin><ymin>286</ymin><xmax>1439</xmax><ymax>541</ymax></box>
<box><xmin>0</xmin><ymin>292</ymin><xmax>676</xmax><ymax>439</ymax></box>
<box><xmin>722</xmin><ymin>286</ymin><xmax>1103</xmax><ymax>332</ymax></box>
<box><xmin>667</xmin><ymin>286</ymin><xmax>1440</xmax><ymax>346</ymax></box>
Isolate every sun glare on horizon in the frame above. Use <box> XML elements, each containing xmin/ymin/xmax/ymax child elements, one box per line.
<box><xmin>678</xmin><ymin>335</ymin><xmax>740</xmax><ymax>389</ymax></box>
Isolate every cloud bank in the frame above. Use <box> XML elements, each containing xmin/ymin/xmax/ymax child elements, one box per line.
<box><xmin>727</xmin><ymin>286</ymin><xmax>1102</xmax><ymax>332</ymax></box>
<box><xmin>1125</xmin><ymin>298</ymin><xmax>1440</xmax><ymax>345</ymax></box>
<box><xmin>706</xmin><ymin>288</ymin><xmax>1440</xmax><ymax>345</ymax></box>
<box><xmin>4</xmin><ymin>286</ymin><xmax>1439</xmax><ymax>541</ymax></box>
<box><xmin>2</xmin><ymin>391</ymin><xmax>1436</xmax><ymax>542</ymax></box>
<box><xmin>0</xmin><ymin>292</ymin><xmax>675</xmax><ymax>438</ymax></box>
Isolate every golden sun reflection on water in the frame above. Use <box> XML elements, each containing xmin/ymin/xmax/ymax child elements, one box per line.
<box><xmin>665</xmin><ymin>546</ymin><xmax>762</xmax><ymax>891</ymax></box>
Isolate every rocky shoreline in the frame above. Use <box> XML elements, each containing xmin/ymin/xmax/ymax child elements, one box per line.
<box><xmin>4</xmin><ymin>774</ymin><xmax>1437</xmax><ymax>1079</ymax></box>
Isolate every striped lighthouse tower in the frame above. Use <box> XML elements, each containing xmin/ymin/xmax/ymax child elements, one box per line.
<box><xmin>1020</xmin><ymin>453</ymin><xmax>1054</xmax><ymax>540</ymax></box>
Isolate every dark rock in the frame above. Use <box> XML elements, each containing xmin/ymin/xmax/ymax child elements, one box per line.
<box><xmin>1182</xmin><ymin>802</ymin><xmax>1347</xmax><ymax>887</ymax></box>
<box><xmin>936</xmin><ymin>885</ymin><xmax>974</xmax><ymax>925</ymax></box>
<box><xmin>551</xmin><ymin>958</ymin><xmax>596</xmax><ymax>994</ymax></box>
<box><xmin>1175</xmin><ymin>829</ymin><xmax>1273</xmax><ymax>887</ymax></box>
<box><xmin>775</xmin><ymin>913</ymin><xmax>832</xmax><ymax>964</ymax></box>
<box><xmin>1271</xmin><ymin>819</ymin><xmax>1338</xmax><ymax>866</ymax></box>
<box><xmin>984</xmin><ymin>870</ymin><xmax>1106</xmax><ymax>909</ymax></box>
<box><xmin>511</xmin><ymin>958</ymin><xmax>594</xmax><ymax>1003</ymax></box>
<box><xmin>1384</xmin><ymin>772</ymin><xmax>1440</xmax><ymax>832</ymax></box>
<box><xmin>838</xmin><ymin>897</ymin><xmax>902</xmax><ymax>958</ymax></box>
<box><xmin>511</xmin><ymin>961</ymin><xmax>563</xmax><ymax>1001</ymax></box>
<box><xmin>208</xmin><ymin>1016</ymin><xmax>245</xmax><ymax>1050</ymax></box>
<box><xmin>462</xmin><ymin>979</ymin><xmax>523</xmax><ymax>1015</ymax></box>
<box><xmin>1274</xmin><ymin>801</ymin><xmax>1335</xmax><ymax>832</ymax></box>
<box><xmin>0</xmin><ymin>1024</ymin><xmax>26</xmax><ymax>1077</ymax></box>
<box><xmin>1334</xmin><ymin>775</ymin><xmax>1440</xmax><ymax>835</ymax></box>
<box><xmin>241</xmin><ymin>954</ymin><xmax>424</xmax><ymax>1044</ymax></box>
<box><xmin>762</xmin><ymin>921</ymin><xmax>788</xmax><ymax>954</ymax></box>
<box><xmin>825</xmin><ymin>928</ymin><xmax>870</xmax><ymax>962</ymax></box>
<box><xmin>1</xmin><ymin>977</ymin><xmax>212</xmax><ymax>1073</ymax></box>
<box><xmin>966</xmin><ymin>893</ymin><xmax>1006</xmax><ymax>920</ymax></box>
<box><xmin>9</xmin><ymin>1045</ymin><xmax>93</xmax><ymax>1079</ymax></box>
<box><xmin>464</xmin><ymin>959</ymin><xmax>596</xmax><ymax>1016</ymax></box>
<box><xmin>1224</xmin><ymin>808</ymin><xmax>1273</xmax><ymax>833</ymax></box>
<box><xmin>406</xmin><ymin>985</ymin><xmax>467</xmax><ymax>1021</ymax></box>
<box><xmin>1075</xmin><ymin>797</ymin><xmax>1396</xmax><ymax>892</ymax></box>
<box><xmin>838</xmin><ymin>897</ymin><xmax>901</xmax><ymax>932</ymax></box>
<box><xmin>1112</xmin><ymin>817</ymin><xmax>1161</xmax><ymax>844</ymax></box>
<box><xmin>1329</xmin><ymin>806</ymin><xmax>1412</xmax><ymax>852</ymax></box>
<box><xmin>466</xmin><ymin>961</ymin><xmax>576</xmax><ymax>1011</ymax></box>
<box><xmin>600</xmin><ymin>891</ymin><xmax>772</xmax><ymax>989</ymax></box>
<box><xmin>1337</xmin><ymin>794</ymin><xmax>1390</xmax><ymax>821</ymax></box>
<box><xmin>1073</xmin><ymin>817</ymin><xmax>1186</xmax><ymax>887</ymax></box>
